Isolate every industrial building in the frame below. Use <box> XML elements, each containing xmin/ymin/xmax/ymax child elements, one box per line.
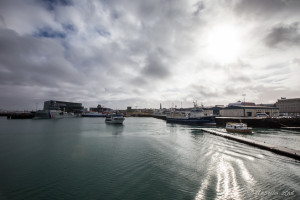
<box><xmin>43</xmin><ymin>100</ymin><xmax>84</xmax><ymax>114</ymax></box>
<box><xmin>220</xmin><ymin>105</ymin><xmax>279</xmax><ymax>117</ymax></box>
<box><xmin>89</xmin><ymin>104</ymin><xmax>112</xmax><ymax>112</ymax></box>
<box><xmin>276</xmin><ymin>98</ymin><xmax>300</xmax><ymax>115</ymax></box>
<box><xmin>210</xmin><ymin>105</ymin><xmax>225</xmax><ymax>116</ymax></box>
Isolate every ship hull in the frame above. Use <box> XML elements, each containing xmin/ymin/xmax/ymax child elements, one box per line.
<box><xmin>105</xmin><ymin>118</ymin><xmax>125</xmax><ymax>124</ymax></box>
<box><xmin>82</xmin><ymin>112</ymin><xmax>107</xmax><ymax>117</ymax></box>
<box><xmin>34</xmin><ymin>110</ymin><xmax>75</xmax><ymax>119</ymax></box>
<box><xmin>166</xmin><ymin>116</ymin><xmax>215</xmax><ymax>125</ymax></box>
<box><xmin>105</xmin><ymin>114</ymin><xmax>125</xmax><ymax>124</ymax></box>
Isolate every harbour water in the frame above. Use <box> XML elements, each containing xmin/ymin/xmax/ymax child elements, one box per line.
<box><xmin>0</xmin><ymin>117</ymin><xmax>299</xmax><ymax>200</ymax></box>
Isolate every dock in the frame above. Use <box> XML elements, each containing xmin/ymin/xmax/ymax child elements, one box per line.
<box><xmin>199</xmin><ymin>128</ymin><xmax>300</xmax><ymax>161</ymax></box>
<box><xmin>2</xmin><ymin>112</ymin><xmax>35</xmax><ymax>119</ymax></box>
<box><xmin>215</xmin><ymin>117</ymin><xmax>300</xmax><ymax>128</ymax></box>
<box><xmin>281</xmin><ymin>127</ymin><xmax>300</xmax><ymax>131</ymax></box>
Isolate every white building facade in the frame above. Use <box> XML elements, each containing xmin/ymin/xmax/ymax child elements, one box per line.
<box><xmin>220</xmin><ymin>106</ymin><xmax>279</xmax><ymax>117</ymax></box>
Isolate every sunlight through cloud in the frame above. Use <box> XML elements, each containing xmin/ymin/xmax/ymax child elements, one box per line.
<box><xmin>206</xmin><ymin>25</ymin><xmax>242</xmax><ymax>64</ymax></box>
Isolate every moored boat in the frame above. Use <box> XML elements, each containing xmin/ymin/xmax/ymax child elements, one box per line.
<box><xmin>226</xmin><ymin>122</ymin><xmax>252</xmax><ymax>133</ymax></box>
<box><xmin>166</xmin><ymin>103</ymin><xmax>215</xmax><ymax>126</ymax></box>
<box><xmin>34</xmin><ymin>110</ymin><xmax>75</xmax><ymax>119</ymax></box>
<box><xmin>105</xmin><ymin>113</ymin><xmax>125</xmax><ymax>124</ymax></box>
<box><xmin>166</xmin><ymin>115</ymin><xmax>215</xmax><ymax>125</ymax></box>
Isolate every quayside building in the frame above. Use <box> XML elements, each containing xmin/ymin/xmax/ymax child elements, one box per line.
<box><xmin>220</xmin><ymin>105</ymin><xmax>279</xmax><ymax>117</ymax></box>
<box><xmin>43</xmin><ymin>100</ymin><xmax>84</xmax><ymax>114</ymax></box>
<box><xmin>89</xmin><ymin>104</ymin><xmax>112</xmax><ymax>113</ymax></box>
<box><xmin>219</xmin><ymin>101</ymin><xmax>279</xmax><ymax>117</ymax></box>
<box><xmin>276</xmin><ymin>98</ymin><xmax>300</xmax><ymax>116</ymax></box>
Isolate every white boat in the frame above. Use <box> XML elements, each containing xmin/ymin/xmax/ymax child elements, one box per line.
<box><xmin>226</xmin><ymin>122</ymin><xmax>252</xmax><ymax>133</ymax></box>
<box><xmin>105</xmin><ymin>113</ymin><xmax>125</xmax><ymax>124</ymax></box>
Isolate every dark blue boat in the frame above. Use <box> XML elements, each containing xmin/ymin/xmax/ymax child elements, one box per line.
<box><xmin>166</xmin><ymin>103</ymin><xmax>216</xmax><ymax>125</ymax></box>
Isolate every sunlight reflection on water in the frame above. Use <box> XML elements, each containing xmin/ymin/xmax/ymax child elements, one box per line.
<box><xmin>195</xmin><ymin>148</ymin><xmax>256</xmax><ymax>200</ymax></box>
<box><xmin>0</xmin><ymin>118</ymin><xmax>299</xmax><ymax>200</ymax></box>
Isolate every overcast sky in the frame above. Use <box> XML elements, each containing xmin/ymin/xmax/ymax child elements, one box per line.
<box><xmin>1</xmin><ymin>0</ymin><xmax>300</xmax><ymax>110</ymax></box>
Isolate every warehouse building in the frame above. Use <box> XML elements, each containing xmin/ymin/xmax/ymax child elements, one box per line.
<box><xmin>220</xmin><ymin>105</ymin><xmax>279</xmax><ymax>117</ymax></box>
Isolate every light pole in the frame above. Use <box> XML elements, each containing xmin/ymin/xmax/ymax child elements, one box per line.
<box><xmin>242</xmin><ymin>94</ymin><xmax>246</xmax><ymax>117</ymax></box>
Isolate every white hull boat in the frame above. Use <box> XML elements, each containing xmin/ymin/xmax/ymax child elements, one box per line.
<box><xmin>105</xmin><ymin>114</ymin><xmax>125</xmax><ymax>124</ymax></box>
<box><xmin>226</xmin><ymin>122</ymin><xmax>252</xmax><ymax>133</ymax></box>
<box><xmin>34</xmin><ymin>110</ymin><xmax>75</xmax><ymax>119</ymax></box>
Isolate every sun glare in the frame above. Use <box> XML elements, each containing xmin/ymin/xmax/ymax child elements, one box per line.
<box><xmin>206</xmin><ymin>25</ymin><xmax>242</xmax><ymax>64</ymax></box>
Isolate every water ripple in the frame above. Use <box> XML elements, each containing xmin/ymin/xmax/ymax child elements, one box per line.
<box><xmin>0</xmin><ymin>118</ymin><xmax>299</xmax><ymax>200</ymax></box>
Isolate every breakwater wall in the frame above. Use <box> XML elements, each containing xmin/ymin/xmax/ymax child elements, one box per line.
<box><xmin>200</xmin><ymin>128</ymin><xmax>300</xmax><ymax>160</ymax></box>
<box><xmin>215</xmin><ymin>117</ymin><xmax>300</xmax><ymax>128</ymax></box>
<box><xmin>1</xmin><ymin>112</ymin><xmax>35</xmax><ymax>119</ymax></box>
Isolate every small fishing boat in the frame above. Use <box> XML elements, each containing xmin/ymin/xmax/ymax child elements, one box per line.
<box><xmin>105</xmin><ymin>113</ymin><xmax>125</xmax><ymax>124</ymax></box>
<box><xmin>226</xmin><ymin>122</ymin><xmax>252</xmax><ymax>133</ymax></box>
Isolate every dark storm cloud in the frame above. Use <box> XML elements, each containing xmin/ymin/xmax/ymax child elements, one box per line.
<box><xmin>0</xmin><ymin>0</ymin><xmax>299</xmax><ymax>109</ymax></box>
<box><xmin>102</xmin><ymin>0</ymin><xmax>187</xmax><ymax>21</ymax></box>
<box><xmin>34</xmin><ymin>27</ymin><xmax>67</xmax><ymax>38</ymax></box>
<box><xmin>264</xmin><ymin>22</ymin><xmax>300</xmax><ymax>47</ymax></box>
<box><xmin>193</xmin><ymin>1</ymin><xmax>205</xmax><ymax>16</ymax></box>
<box><xmin>0</xmin><ymin>15</ymin><xmax>6</xmax><ymax>27</ymax></box>
<box><xmin>62</xmin><ymin>24</ymin><xmax>77</xmax><ymax>33</ymax></box>
<box><xmin>0</xmin><ymin>27</ymin><xmax>85</xmax><ymax>87</ymax></box>
<box><xmin>39</xmin><ymin>0</ymin><xmax>73</xmax><ymax>11</ymax></box>
<box><xmin>234</xmin><ymin>0</ymin><xmax>300</xmax><ymax>18</ymax></box>
<box><xmin>141</xmin><ymin>51</ymin><xmax>171</xmax><ymax>79</ymax></box>
<box><xmin>130</xmin><ymin>77</ymin><xmax>148</xmax><ymax>86</ymax></box>
<box><xmin>235</xmin><ymin>0</ymin><xmax>286</xmax><ymax>15</ymax></box>
<box><xmin>94</xmin><ymin>0</ymin><xmax>205</xmax><ymax>86</ymax></box>
<box><xmin>189</xmin><ymin>84</ymin><xmax>220</xmax><ymax>98</ymax></box>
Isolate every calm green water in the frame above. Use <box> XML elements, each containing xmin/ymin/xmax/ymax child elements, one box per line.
<box><xmin>0</xmin><ymin>117</ymin><xmax>299</xmax><ymax>200</ymax></box>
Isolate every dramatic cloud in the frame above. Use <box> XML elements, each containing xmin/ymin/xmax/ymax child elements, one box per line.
<box><xmin>234</xmin><ymin>0</ymin><xmax>300</xmax><ymax>18</ymax></box>
<box><xmin>0</xmin><ymin>0</ymin><xmax>300</xmax><ymax>110</ymax></box>
<box><xmin>265</xmin><ymin>22</ymin><xmax>300</xmax><ymax>47</ymax></box>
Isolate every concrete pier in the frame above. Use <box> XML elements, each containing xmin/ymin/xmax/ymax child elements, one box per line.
<box><xmin>199</xmin><ymin>128</ymin><xmax>300</xmax><ymax>161</ymax></box>
<box><xmin>281</xmin><ymin>127</ymin><xmax>300</xmax><ymax>131</ymax></box>
<box><xmin>5</xmin><ymin>112</ymin><xmax>35</xmax><ymax>119</ymax></box>
<box><xmin>215</xmin><ymin>117</ymin><xmax>300</xmax><ymax>128</ymax></box>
